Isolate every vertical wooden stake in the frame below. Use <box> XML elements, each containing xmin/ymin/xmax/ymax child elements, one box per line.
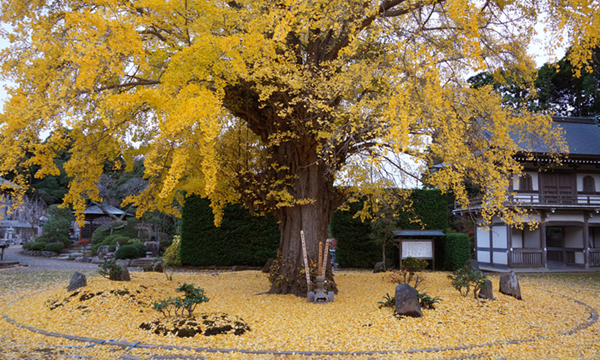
<box><xmin>318</xmin><ymin>241</ymin><xmax>323</xmax><ymax>276</ymax></box>
<box><xmin>301</xmin><ymin>231</ymin><xmax>311</xmax><ymax>287</ymax></box>
<box><xmin>322</xmin><ymin>238</ymin><xmax>329</xmax><ymax>278</ymax></box>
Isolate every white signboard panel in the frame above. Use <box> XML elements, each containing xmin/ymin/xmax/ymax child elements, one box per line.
<box><xmin>402</xmin><ymin>241</ymin><xmax>433</xmax><ymax>259</ymax></box>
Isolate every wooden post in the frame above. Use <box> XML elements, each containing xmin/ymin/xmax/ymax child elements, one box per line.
<box><xmin>322</xmin><ymin>239</ymin><xmax>329</xmax><ymax>277</ymax></box>
<box><xmin>300</xmin><ymin>231</ymin><xmax>311</xmax><ymax>287</ymax></box>
<box><xmin>318</xmin><ymin>241</ymin><xmax>323</xmax><ymax>276</ymax></box>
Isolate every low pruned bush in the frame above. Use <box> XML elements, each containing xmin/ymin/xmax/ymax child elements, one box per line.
<box><xmin>115</xmin><ymin>244</ymin><xmax>140</xmax><ymax>259</ymax></box>
<box><xmin>44</xmin><ymin>242</ymin><xmax>65</xmax><ymax>253</ymax></box>
<box><xmin>30</xmin><ymin>242</ymin><xmax>47</xmax><ymax>251</ymax></box>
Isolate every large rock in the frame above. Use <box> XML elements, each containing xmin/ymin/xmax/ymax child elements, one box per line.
<box><xmin>68</xmin><ymin>272</ymin><xmax>87</xmax><ymax>292</ymax></box>
<box><xmin>479</xmin><ymin>279</ymin><xmax>494</xmax><ymax>300</ymax></box>
<box><xmin>68</xmin><ymin>252</ymin><xmax>84</xmax><ymax>260</ymax></box>
<box><xmin>499</xmin><ymin>270</ymin><xmax>522</xmax><ymax>300</ymax></box>
<box><xmin>465</xmin><ymin>259</ymin><xmax>481</xmax><ymax>272</ymax></box>
<box><xmin>90</xmin><ymin>256</ymin><xmax>103</xmax><ymax>264</ymax></box>
<box><xmin>262</xmin><ymin>258</ymin><xmax>274</xmax><ymax>273</ymax></box>
<box><xmin>111</xmin><ymin>260</ymin><xmax>131</xmax><ymax>281</ymax></box>
<box><xmin>153</xmin><ymin>261</ymin><xmax>164</xmax><ymax>273</ymax></box>
<box><xmin>373</xmin><ymin>262</ymin><xmax>386</xmax><ymax>273</ymax></box>
<box><xmin>394</xmin><ymin>284</ymin><xmax>423</xmax><ymax>317</ymax></box>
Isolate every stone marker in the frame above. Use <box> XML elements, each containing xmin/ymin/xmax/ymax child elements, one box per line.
<box><xmin>465</xmin><ymin>259</ymin><xmax>481</xmax><ymax>272</ymax></box>
<box><xmin>499</xmin><ymin>270</ymin><xmax>522</xmax><ymax>300</ymax></box>
<box><xmin>373</xmin><ymin>262</ymin><xmax>385</xmax><ymax>273</ymax></box>
<box><xmin>262</xmin><ymin>258</ymin><xmax>274</xmax><ymax>273</ymax></box>
<box><xmin>112</xmin><ymin>260</ymin><xmax>131</xmax><ymax>281</ymax></box>
<box><xmin>479</xmin><ymin>279</ymin><xmax>494</xmax><ymax>300</ymax></box>
<box><xmin>68</xmin><ymin>272</ymin><xmax>87</xmax><ymax>292</ymax></box>
<box><xmin>394</xmin><ymin>284</ymin><xmax>423</xmax><ymax>317</ymax></box>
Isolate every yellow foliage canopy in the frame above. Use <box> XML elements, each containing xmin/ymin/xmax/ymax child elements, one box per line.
<box><xmin>0</xmin><ymin>1</ymin><xmax>597</xmax><ymax>294</ymax></box>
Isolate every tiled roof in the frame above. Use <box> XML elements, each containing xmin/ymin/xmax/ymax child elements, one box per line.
<box><xmin>393</xmin><ymin>230</ymin><xmax>445</xmax><ymax>237</ymax></box>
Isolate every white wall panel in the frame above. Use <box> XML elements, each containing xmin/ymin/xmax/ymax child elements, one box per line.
<box><xmin>477</xmin><ymin>251</ymin><xmax>491</xmax><ymax>263</ymax></box>
<box><xmin>492</xmin><ymin>226</ymin><xmax>508</xmax><ymax>249</ymax></box>
<box><xmin>477</xmin><ymin>227</ymin><xmax>490</xmax><ymax>248</ymax></box>
<box><xmin>493</xmin><ymin>251</ymin><xmax>508</xmax><ymax>265</ymax></box>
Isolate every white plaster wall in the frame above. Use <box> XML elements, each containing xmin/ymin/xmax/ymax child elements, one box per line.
<box><xmin>577</xmin><ymin>174</ymin><xmax>600</xmax><ymax>192</ymax></box>
<box><xmin>588</xmin><ymin>217</ymin><xmax>600</xmax><ymax>225</ymax></box>
<box><xmin>512</xmin><ymin>228</ymin><xmax>523</xmax><ymax>248</ymax></box>
<box><xmin>564</xmin><ymin>227</ymin><xmax>584</xmax><ymax>248</ymax></box>
<box><xmin>524</xmin><ymin>228</ymin><xmax>541</xmax><ymax>248</ymax></box>
<box><xmin>477</xmin><ymin>250</ymin><xmax>491</xmax><ymax>263</ymax></box>
<box><xmin>546</xmin><ymin>212</ymin><xmax>584</xmax><ymax>222</ymax></box>
<box><xmin>492</xmin><ymin>226</ymin><xmax>508</xmax><ymax>249</ymax></box>
<box><xmin>477</xmin><ymin>227</ymin><xmax>490</xmax><ymax>248</ymax></box>
<box><xmin>575</xmin><ymin>252</ymin><xmax>585</xmax><ymax>264</ymax></box>
<box><xmin>493</xmin><ymin>251</ymin><xmax>508</xmax><ymax>265</ymax></box>
<box><xmin>513</xmin><ymin>172</ymin><xmax>539</xmax><ymax>191</ymax></box>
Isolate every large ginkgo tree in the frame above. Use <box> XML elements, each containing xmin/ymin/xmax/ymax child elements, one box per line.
<box><xmin>0</xmin><ymin>0</ymin><xmax>596</xmax><ymax>295</ymax></box>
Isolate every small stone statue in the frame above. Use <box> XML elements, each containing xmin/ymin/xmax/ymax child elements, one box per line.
<box><xmin>307</xmin><ymin>276</ymin><xmax>334</xmax><ymax>304</ymax></box>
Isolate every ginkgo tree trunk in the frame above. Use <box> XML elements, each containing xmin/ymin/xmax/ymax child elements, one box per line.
<box><xmin>0</xmin><ymin>0</ymin><xmax>595</xmax><ymax>296</ymax></box>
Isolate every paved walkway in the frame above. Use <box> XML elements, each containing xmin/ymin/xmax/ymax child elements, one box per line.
<box><xmin>0</xmin><ymin>245</ymin><xmax>99</xmax><ymax>272</ymax></box>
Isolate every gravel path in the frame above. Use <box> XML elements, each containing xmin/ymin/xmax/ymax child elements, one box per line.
<box><xmin>1</xmin><ymin>245</ymin><xmax>100</xmax><ymax>272</ymax></box>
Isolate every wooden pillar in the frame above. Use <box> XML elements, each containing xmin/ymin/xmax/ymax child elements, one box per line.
<box><xmin>541</xmin><ymin>213</ymin><xmax>547</xmax><ymax>268</ymax></box>
<box><xmin>507</xmin><ymin>224</ymin><xmax>513</xmax><ymax>268</ymax></box>
<box><xmin>584</xmin><ymin>212</ymin><xmax>590</xmax><ymax>269</ymax></box>
<box><xmin>489</xmin><ymin>227</ymin><xmax>494</xmax><ymax>266</ymax></box>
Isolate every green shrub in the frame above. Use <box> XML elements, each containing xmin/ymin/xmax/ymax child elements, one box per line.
<box><xmin>130</xmin><ymin>240</ymin><xmax>148</xmax><ymax>258</ymax></box>
<box><xmin>115</xmin><ymin>244</ymin><xmax>140</xmax><ymax>259</ymax></box>
<box><xmin>180</xmin><ymin>196</ymin><xmax>280</xmax><ymax>266</ymax></box>
<box><xmin>44</xmin><ymin>242</ymin><xmax>65</xmax><ymax>253</ymax></box>
<box><xmin>417</xmin><ymin>291</ymin><xmax>442</xmax><ymax>309</ymax></box>
<box><xmin>402</xmin><ymin>257</ymin><xmax>429</xmax><ymax>272</ymax></box>
<box><xmin>22</xmin><ymin>242</ymin><xmax>33</xmax><ymax>250</ymax></box>
<box><xmin>102</xmin><ymin>234</ymin><xmax>131</xmax><ymax>247</ymax></box>
<box><xmin>444</xmin><ymin>233</ymin><xmax>471</xmax><ymax>271</ymax></box>
<box><xmin>37</xmin><ymin>233</ymin><xmax>70</xmax><ymax>248</ymax></box>
<box><xmin>152</xmin><ymin>283</ymin><xmax>209</xmax><ymax>318</ymax></box>
<box><xmin>448</xmin><ymin>266</ymin><xmax>486</xmax><ymax>298</ymax></box>
<box><xmin>98</xmin><ymin>259</ymin><xmax>123</xmax><ymax>280</ymax></box>
<box><xmin>91</xmin><ymin>218</ymin><xmax>143</xmax><ymax>245</ymax></box>
<box><xmin>378</xmin><ymin>293</ymin><xmax>395</xmax><ymax>309</ymax></box>
<box><xmin>30</xmin><ymin>242</ymin><xmax>47</xmax><ymax>251</ymax></box>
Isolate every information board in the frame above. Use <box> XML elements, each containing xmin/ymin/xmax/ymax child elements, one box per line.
<box><xmin>401</xmin><ymin>241</ymin><xmax>433</xmax><ymax>259</ymax></box>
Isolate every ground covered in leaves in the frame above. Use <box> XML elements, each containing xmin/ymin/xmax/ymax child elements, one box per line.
<box><xmin>0</xmin><ymin>269</ymin><xmax>599</xmax><ymax>359</ymax></box>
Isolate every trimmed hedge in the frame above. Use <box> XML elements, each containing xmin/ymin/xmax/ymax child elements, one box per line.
<box><xmin>115</xmin><ymin>244</ymin><xmax>141</xmax><ymax>259</ymax></box>
<box><xmin>331</xmin><ymin>189</ymin><xmax>449</xmax><ymax>269</ymax></box>
<box><xmin>180</xmin><ymin>195</ymin><xmax>280</xmax><ymax>267</ymax></box>
<box><xmin>330</xmin><ymin>200</ymin><xmax>379</xmax><ymax>269</ymax></box>
<box><xmin>444</xmin><ymin>233</ymin><xmax>471</xmax><ymax>271</ymax></box>
<box><xmin>44</xmin><ymin>242</ymin><xmax>65</xmax><ymax>253</ymax></box>
<box><xmin>30</xmin><ymin>242</ymin><xmax>47</xmax><ymax>251</ymax></box>
<box><xmin>102</xmin><ymin>235</ymin><xmax>131</xmax><ymax>247</ymax></box>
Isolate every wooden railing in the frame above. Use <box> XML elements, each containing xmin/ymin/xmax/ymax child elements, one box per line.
<box><xmin>456</xmin><ymin>193</ymin><xmax>600</xmax><ymax>210</ymax></box>
<box><xmin>510</xmin><ymin>249</ymin><xmax>543</xmax><ymax>268</ymax></box>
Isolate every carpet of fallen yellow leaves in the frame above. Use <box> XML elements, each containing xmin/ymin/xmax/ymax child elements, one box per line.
<box><xmin>1</xmin><ymin>269</ymin><xmax>599</xmax><ymax>359</ymax></box>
